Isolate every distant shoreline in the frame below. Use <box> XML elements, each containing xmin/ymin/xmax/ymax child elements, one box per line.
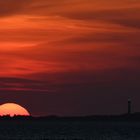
<box><xmin>1</xmin><ymin>113</ymin><xmax>140</xmax><ymax>121</ymax></box>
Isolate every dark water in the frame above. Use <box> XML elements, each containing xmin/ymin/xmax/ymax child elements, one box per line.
<box><xmin>0</xmin><ymin>120</ymin><xmax>140</xmax><ymax>139</ymax></box>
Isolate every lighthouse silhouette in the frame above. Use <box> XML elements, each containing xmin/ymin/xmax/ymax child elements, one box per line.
<box><xmin>128</xmin><ymin>98</ymin><xmax>131</xmax><ymax>114</ymax></box>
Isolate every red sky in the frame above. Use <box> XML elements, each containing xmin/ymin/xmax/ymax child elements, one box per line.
<box><xmin>0</xmin><ymin>0</ymin><xmax>140</xmax><ymax>116</ymax></box>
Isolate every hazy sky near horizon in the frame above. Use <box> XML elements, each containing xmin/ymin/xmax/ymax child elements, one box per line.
<box><xmin>0</xmin><ymin>0</ymin><xmax>140</xmax><ymax>116</ymax></box>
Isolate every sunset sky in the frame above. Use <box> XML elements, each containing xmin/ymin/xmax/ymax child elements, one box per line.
<box><xmin>0</xmin><ymin>0</ymin><xmax>140</xmax><ymax>116</ymax></box>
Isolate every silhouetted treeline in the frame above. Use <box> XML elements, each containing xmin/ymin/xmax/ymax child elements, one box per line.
<box><xmin>1</xmin><ymin>113</ymin><xmax>140</xmax><ymax>121</ymax></box>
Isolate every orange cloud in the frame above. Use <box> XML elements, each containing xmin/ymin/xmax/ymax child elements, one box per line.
<box><xmin>0</xmin><ymin>0</ymin><xmax>139</xmax><ymax>93</ymax></box>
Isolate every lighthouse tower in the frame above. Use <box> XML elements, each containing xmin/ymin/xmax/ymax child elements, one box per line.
<box><xmin>128</xmin><ymin>98</ymin><xmax>131</xmax><ymax>115</ymax></box>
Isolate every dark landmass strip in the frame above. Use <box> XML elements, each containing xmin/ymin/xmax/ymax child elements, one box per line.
<box><xmin>1</xmin><ymin>113</ymin><xmax>140</xmax><ymax>121</ymax></box>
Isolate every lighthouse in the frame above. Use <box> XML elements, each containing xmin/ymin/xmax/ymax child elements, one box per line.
<box><xmin>128</xmin><ymin>98</ymin><xmax>131</xmax><ymax>115</ymax></box>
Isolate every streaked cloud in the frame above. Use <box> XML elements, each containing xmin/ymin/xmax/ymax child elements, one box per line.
<box><xmin>0</xmin><ymin>0</ymin><xmax>139</xmax><ymax>115</ymax></box>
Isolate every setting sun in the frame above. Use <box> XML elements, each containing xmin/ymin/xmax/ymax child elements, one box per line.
<box><xmin>0</xmin><ymin>103</ymin><xmax>30</xmax><ymax>117</ymax></box>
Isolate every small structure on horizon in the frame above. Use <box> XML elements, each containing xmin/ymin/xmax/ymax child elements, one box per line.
<box><xmin>128</xmin><ymin>98</ymin><xmax>132</xmax><ymax>115</ymax></box>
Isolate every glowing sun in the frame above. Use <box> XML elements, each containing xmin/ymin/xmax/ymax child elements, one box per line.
<box><xmin>0</xmin><ymin>103</ymin><xmax>30</xmax><ymax>117</ymax></box>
